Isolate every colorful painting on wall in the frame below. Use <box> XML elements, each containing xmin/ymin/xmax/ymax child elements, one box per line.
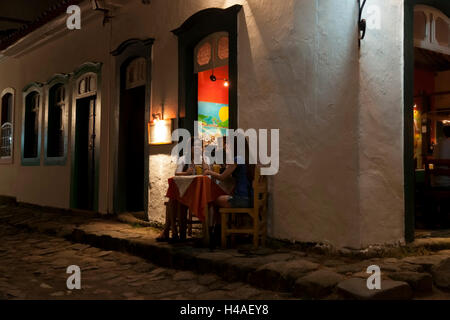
<box><xmin>198</xmin><ymin>101</ymin><xmax>229</xmax><ymax>141</ymax></box>
<box><xmin>198</xmin><ymin>65</ymin><xmax>229</xmax><ymax>145</ymax></box>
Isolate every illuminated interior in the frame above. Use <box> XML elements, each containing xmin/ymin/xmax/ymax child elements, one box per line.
<box><xmin>195</xmin><ymin>32</ymin><xmax>229</xmax><ymax>147</ymax></box>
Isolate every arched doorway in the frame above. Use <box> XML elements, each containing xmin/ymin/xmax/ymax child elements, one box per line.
<box><xmin>404</xmin><ymin>1</ymin><xmax>450</xmax><ymax>241</ymax></box>
<box><xmin>119</xmin><ymin>57</ymin><xmax>146</xmax><ymax>212</ymax></box>
<box><xmin>70</xmin><ymin>63</ymin><xmax>102</xmax><ymax>212</ymax></box>
<box><xmin>112</xmin><ymin>38</ymin><xmax>153</xmax><ymax>215</ymax></box>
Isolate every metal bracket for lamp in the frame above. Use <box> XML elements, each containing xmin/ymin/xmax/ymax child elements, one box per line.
<box><xmin>90</xmin><ymin>0</ymin><xmax>113</xmax><ymax>25</ymax></box>
<box><xmin>152</xmin><ymin>112</ymin><xmax>162</xmax><ymax>122</ymax></box>
<box><xmin>358</xmin><ymin>0</ymin><xmax>367</xmax><ymax>48</ymax></box>
<box><xmin>210</xmin><ymin>74</ymin><xmax>229</xmax><ymax>87</ymax></box>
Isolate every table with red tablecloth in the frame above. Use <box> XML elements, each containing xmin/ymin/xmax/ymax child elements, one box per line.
<box><xmin>165</xmin><ymin>175</ymin><xmax>229</xmax><ymax>222</ymax></box>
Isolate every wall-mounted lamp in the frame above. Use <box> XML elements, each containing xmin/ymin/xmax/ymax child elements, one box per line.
<box><xmin>210</xmin><ymin>74</ymin><xmax>230</xmax><ymax>87</ymax></box>
<box><xmin>148</xmin><ymin>112</ymin><xmax>172</xmax><ymax>145</ymax></box>
<box><xmin>358</xmin><ymin>0</ymin><xmax>367</xmax><ymax>48</ymax></box>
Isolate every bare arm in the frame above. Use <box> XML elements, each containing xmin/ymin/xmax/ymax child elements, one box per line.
<box><xmin>175</xmin><ymin>167</ymin><xmax>194</xmax><ymax>176</ymax></box>
<box><xmin>204</xmin><ymin>164</ymin><xmax>237</xmax><ymax>181</ymax></box>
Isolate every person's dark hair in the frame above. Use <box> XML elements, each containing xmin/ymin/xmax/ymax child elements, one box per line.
<box><xmin>444</xmin><ymin>125</ymin><xmax>450</xmax><ymax>138</ymax></box>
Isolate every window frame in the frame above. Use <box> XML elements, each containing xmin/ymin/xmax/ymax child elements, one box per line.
<box><xmin>0</xmin><ymin>88</ymin><xmax>15</xmax><ymax>164</ymax></box>
<box><xmin>21</xmin><ymin>83</ymin><xmax>43</xmax><ymax>166</ymax></box>
<box><xmin>44</xmin><ymin>74</ymin><xmax>70</xmax><ymax>166</ymax></box>
<box><xmin>172</xmin><ymin>5</ymin><xmax>241</xmax><ymax>136</ymax></box>
<box><xmin>414</xmin><ymin>5</ymin><xmax>450</xmax><ymax>55</ymax></box>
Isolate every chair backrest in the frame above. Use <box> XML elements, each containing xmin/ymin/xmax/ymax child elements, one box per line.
<box><xmin>424</xmin><ymin>158</ymin><xmax>450</xmax><ymax>187</ymax></box>
<box><xmin>252</xmin><ymin>166</ymin><xmax>268</xmax><ymax>209</ymax></box>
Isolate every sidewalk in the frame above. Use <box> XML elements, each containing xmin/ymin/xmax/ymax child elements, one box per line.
<box><xmin>1</xmin><ymin>203</ymin><xmax>450</xmax><ymax>300</ymax></box>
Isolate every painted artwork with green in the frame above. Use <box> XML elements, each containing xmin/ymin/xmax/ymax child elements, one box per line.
<box><xmin>198</xmin><ymin>101</ymin><xmax>229</xmax><ymax>141</ymax></box>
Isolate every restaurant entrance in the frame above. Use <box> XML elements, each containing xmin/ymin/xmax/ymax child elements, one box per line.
<box><xmin>407</xmin><ymin>3</ymin><xmax>450</xmax><ymax>240</ymax></box>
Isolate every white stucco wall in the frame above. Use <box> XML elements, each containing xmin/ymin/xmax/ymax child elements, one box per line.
<box><xmin>237</xmin><ymin>0</ymin><xmax>361</xmax><ymax>248</ymax></box>
<box><xmin>0</xmin><ymin>13</ymin><xmax>112</xmax><ymax>211</ymax></box>
<box><xmin>358</xmin><ymin>0</ymin><xmax>405</xmax><ymax>247</ymax></box>
<box><xmin>0</xmin><ymin>0</ymin><xmax>407</xmax><ymax>248</ymax></box>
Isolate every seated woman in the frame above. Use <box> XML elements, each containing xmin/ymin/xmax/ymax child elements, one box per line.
<box><xmin>203</xmin><ymin>135</ymin><xmax>254</xmax><ymax>248</ymax></box>
<box><xmin>157</xmin><ymin>140</ymin><xmax>211</xmax><ymax>242</ymax></box>
<box><xmin>157</xmin><ymin>141</ymin><xmax>194</xmax><ymax>242</ymax></box>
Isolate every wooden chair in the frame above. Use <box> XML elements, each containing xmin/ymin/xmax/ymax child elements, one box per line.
<box><xmin>220</xmin><ymin>166</ymin><xmax>268</xmax><ymax>249</ymax></box>
<box><xmin>424</xmin><ymin>158</ymin><xmax>450</xmax><ymax>222</ymax></box>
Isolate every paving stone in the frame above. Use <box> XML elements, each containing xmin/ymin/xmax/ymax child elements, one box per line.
<box><xmin>187</xmin><ymin>284</ymin><xmax>209</xmax><ymax>294</ymax></box>
<box><xmin>198</xmin><ymin>274</ymin><xmax>219</xmax><ymax>286</ymax></box>
<box><xmin>337</xmin><ymin>278</ymin><xmax>412</xmax><ymax>300</ymax></box>
<box><xmin>249</xmin><ymin>259</ymin><xmax>319</xmax><ymax>292</ymax></box>
<box><xmin>431</xmin><ymin>257</ymin><xmax>450</xmax><ymax>290</ymax></box>
<box><xmin>232</xmin><ymin>285</ymin><xmax>261</xmax><ymax>299</ymax></box>
<box><xmin>388</xmin><ymin>272</ymin><xmax>433</xmax><ymax>294</ymax></box>
<box><xmin>402</xmin><ymin>255</ymin><xmax>447</xmax><ymax>272</ymax></box>
<box><xmin>351</xmin><ymin>271</ymin><xmax>390</xmax><ymax>280</ymax></box>
<box><xmin>122</xmin><ymin>292</ymin><xmax>137</xmax><ymax>298</ymax></box>
<box><xmin>335</xmin><ymin>263</ymin><xmax>368</xmax><ymax>274</ymax></box>
<box><xmin>173</xmin><ymin>271</ymin><xmax>196</xmax><ymax>281</ymax></box>
<box><xmin>39</xmin><ymin>283</ymin><xmax>53</xmax><ymax>289</ymax></box>
<box><xmin>294</xmin><ymin>270</ymin><xmax>345</xmax><ymax>299</ymax></box>
<box><xmin>398</xmin><ymin>263</ymin><xmax>424</xmax><ymax>273</ymax></box>
<box><xmin>378</xmin><ymin>263</ymin><xmax>401</xmax><ymax>272</ymax></box>
<box><xmin>156</xmin><ymin>290</ymin><xmax>186</xmax><ymax>298</ymax></box>
<box><xmin>323</xmin><ymin>259</ymin><xmax>346</xmax><ymax>268</ymax></box>
<box><xmin>437</xmin><ymin>250</ymin><xmax>450</xmax><ymax>256</ymax></box>
<box><xmin>223</xmin><ymin>282</ymin><xmax>244</xmax><ymax>291</ymax></box>
<box><xmin>69</xmin><ymin>244</ymin><xmax>91</xmax><ymax>251</ymax></box>
<box><xmin>209</xmin><ymin>280</ymin><xmax>229</xmax><ymax>290</ymax></box>
<box><xmin>149</xmin><ymin>268</ymin><xmax>167</xmax><ymax>277</ymax></box>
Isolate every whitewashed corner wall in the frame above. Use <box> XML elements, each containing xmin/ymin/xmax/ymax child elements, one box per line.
<box><xmin>358</xmin><ymin>0</ymin><xmax>405</xmax><ymax>247</ymax></box>
<box><xmin>238</xmin><ymin>0</ymin><xmax>361</xmax><ymax>248</ymax></box>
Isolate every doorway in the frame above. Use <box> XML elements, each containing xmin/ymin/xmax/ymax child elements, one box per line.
<box><xmin>111</xmin><ymin>39</ymin><xmax>153</xmax><ymax>217</ymax></box>
<box><xmin>405</xmin><ymin>3</ymin><xmax>450</xmax><ymax>240</ymax></box>
<box><xmin>73</xmin><ymin>96</ymin><xmax>96</xmax><ymax>211</ymax></box>
<box><xmin>118</xmin><ymin>84</ymin><xmax>146</xmax><ymax>212</ymax></box>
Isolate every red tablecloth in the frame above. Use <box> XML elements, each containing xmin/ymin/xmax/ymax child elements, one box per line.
<box><xmin>165</xmin><ymin>176</ymin><xmax>228</xmax><ymax>221</ymax></box>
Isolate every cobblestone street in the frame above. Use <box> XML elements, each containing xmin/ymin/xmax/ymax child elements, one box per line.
<box><xmin>0</xmin><ymin>224</ymin><xmax>291</xmax><ymax>300</ymax></box>
<box><xmin>1</xmin><ymin>203</ymin><xmax>450</xmax><ymax>300</ymax></box>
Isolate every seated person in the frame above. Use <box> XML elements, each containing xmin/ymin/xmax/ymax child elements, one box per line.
<box><xmin>157</xmin><ymin>142</ymin><xmax>195</xmax><ymax>242</ymax></box>
<box><xmin>203</xmin><ymin>135</ymin><xmax>255</xmax><ymax>248</ymax></box>
<box><xmin>432</xmin><ymin>125</ymin><xmax>450</xmax><ymax>188</ymax></box>
<box><xmin>157</xmin><ymin>140</ymin><xmax>211</xmax><ymax>242</ymax></box>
